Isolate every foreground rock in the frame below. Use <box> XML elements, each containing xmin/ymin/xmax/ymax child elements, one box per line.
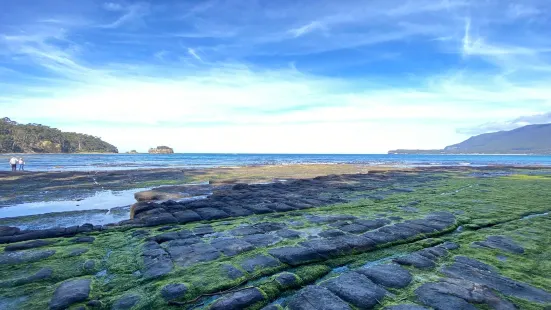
<box><xmin>49</xmin><ymin>279</ymin><xmax>91</xmax><ymax>310</ymax></box>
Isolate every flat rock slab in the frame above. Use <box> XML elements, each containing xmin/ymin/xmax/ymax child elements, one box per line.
<box><xmin>394</xmin><ymin>253</ymin><xmax>436</xmax><ymax>269</ymax></box>
<box><xmin>472</xmin><ymin>235</ymin><xmax>525</xmax><ymax>254</ymax></box>
<box><xmin>173</xmin><ymin>210</ymin><xmax>202</xmax><ymax>223</ymax></box>
<box><xmin>417</xmin><ymin>278</ymin><xmax>517</xmax><ymax>310</ymax></box>
<box><xmin>112</xmin><ymin>294</ymin><xmax>140</xmax><ymax>310</ymax></box>
<box><xmin>242</xmin><ymin>234</ymin><xmax>281</xmax><ymax>247</ymax></box>
<box><xmin>152</xmin><ymin>230</ymin><xmax>194</xmax><ymax>243</ymax></box>
<box><xmin>210</xmin><ymin>238</ymin><xmax>254</xmax><ymax>256</ymax></box>
<box><xmin>288</xmin><ymin>285</ymin><xmax>352</xmax><ymax>310</ymax></box>
<box><xmin>222</xmin><ymin>264</ymin><xmax>244</xmax><ymax>279</ymax></box>
<box><xmin>240</xmin><ymin>254</ymin><xmax>281</xmax><ymax>273</ymax></box>
<box><xmin>357</xmin><ymin>264</ymin><xmax>412</xmax><ymax>289</ymax></box>
<box><xmin>441</xmin><ymin>256</ymin><xmax>551</xmax><ymax>304</ymax></box>
<box><xmin>300</xmin><ymin>239</ymin><xmax>351</xmax><ymax>258</ymax></box>
<box><xmin>167</xmin><ymin>243</ymin><xmax>220</xmax><ymax>267</ymax></box>
<box><xmin>161</xmin><ymin>283</ymin><xmax>187</xmax><ymax>301</ymax></box>
<box><xmin>339</xmin><ymin>223</ymin><xmax>371</xmax><ymax>234</ymax></box>
<box><xmin>416</xmin><ymin>284</ymin><xmax>477</xmax><ymax>310</ymax></box>
<box><xmin>193</xmin><ymin>225</ymin><xmax>215</xmax><ymax>235</ymax></box>
<box><xmin>0</xmin><ymin>249</ymin><xmax>56</xmax><ymax>265</ymax></box>
<box><xmin>268</xmin><ymin>246</ymin><xmax>322</xmax><ymax>266</ymax></box>
<box><xmin>49</xmin><ymin>279</ymin><xmax>91</xmax><ymax>310</ymax></box>
<box><xmin>276</xmin><ymin>229</ymin><xmax>301</xmax><ymax>239</ymax></box>
<box><xmin>210</xmin><ymin>287</ymin><xmax>265</xmax><ymax>310</ymax></box>
<box><xmin>354</xmin><ymin>219</ymin><xmax>390</xmax><ymax>230</ymax></box>
<box><xmin>72</xmin><ymin>236</ymin><xmax>95</xmax><ymax>243</ymax></box>
<box><xmin>230</xmin><ymin>226</ymin><xmax>263</xmax><ymax>236</ymax></box>
<box><xmin>0</xmin><ymin>267</ymin><xmax>53</xmax><ymax>288</ymax></box>
<box><xmin>5</xmin><ymin>240</ymin><xmax>55</xmax><ymax>251</ymax></box>
<box><xmin>194</xmin><ymin>207</ymin><xmax>229</xmax><ymax>220</ymax></box>
<box><xmin>322</xmin><ymin>272</ymin><xmax>387</xmax><ymax>309</ymax></box>
<box><xmin>333</xmin><ymin>235</ymin><xmax>376</xmax><ymax>253</ymax></box>
<box><xmin>142</xmin><ymin>242</ymin><xmax>173</xmax><ymax>279</ymax></box>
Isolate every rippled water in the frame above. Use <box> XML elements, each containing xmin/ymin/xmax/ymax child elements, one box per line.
<box><xmin>1</xmin><ymin>153</ymin><xmax>551</xmax><ymax>172</ymax></box>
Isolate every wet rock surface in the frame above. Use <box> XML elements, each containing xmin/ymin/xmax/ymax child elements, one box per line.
<box><xmin>472</xmin><ymin>235</ymin><xmax>525</xmax><ymax>254</ymax></box>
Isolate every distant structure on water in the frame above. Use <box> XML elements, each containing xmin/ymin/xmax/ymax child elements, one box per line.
<box><xmin>148</xmin><ymin>146</ymin><xmax>174</xmax><ymax>154</ymax></box>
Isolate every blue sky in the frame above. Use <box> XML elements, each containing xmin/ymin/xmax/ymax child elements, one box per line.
<box><xmin>1</xmin><ymin>0</ymin><xmax>551</xmax><ymax>153</ymax></box>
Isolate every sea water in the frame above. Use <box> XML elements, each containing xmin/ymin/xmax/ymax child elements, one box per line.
<box><xmin>1</xmin><ymin>153</ymin><xmax>551</xmax><ymax>172</ymax></box>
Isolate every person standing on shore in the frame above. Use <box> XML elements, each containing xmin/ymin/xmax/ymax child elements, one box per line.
<box><xmin>9</xmin><ymin>157</ymin><xmax>18</xmax><ymax>171</ymax></box>
<box><xmin>18</xmin><ymin>158</ymin><xmax>25</xmax><ymax>171</ymax></box>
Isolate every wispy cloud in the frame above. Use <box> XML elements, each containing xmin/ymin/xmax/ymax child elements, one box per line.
<box><xmin>1</xmin><ymin>0</ymin><xmax>551</xmax><ymax>152</ymax></box>
<box><xmin>187</xmin><ymin>48</ymin><xmax>202</xmax><ymax>62</ymax></box>
<box><xmin>458</xmin><ymin>112</ymin><xmax>551</xmax><ymax>135</ymax></box>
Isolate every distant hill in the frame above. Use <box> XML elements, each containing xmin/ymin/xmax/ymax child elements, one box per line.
<box><xmin>389</xmin><ymin>123</ymin><xmax>551</xmax><ymax>155</ymax></box>
<box><xmin>0</xmin><ymin>117</ymin><xmax>118</xmax><ymax>153</ymax></box>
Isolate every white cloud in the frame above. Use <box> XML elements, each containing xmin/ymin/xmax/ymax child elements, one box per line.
<box><xmin>187</xmin><ymin>48</ymin><xmax>202</xmax><ymax>61</ymax></box>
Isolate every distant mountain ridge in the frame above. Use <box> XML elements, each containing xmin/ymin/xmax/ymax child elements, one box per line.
<box><xmin>0</xmin><ymin>117</ymin><xmax>118</xmax><ymax>153</ymax></box>
<box><xmin>389</xmin><ymin>123</ymin><xmax>551</xmax><ymax>155</ymax></box>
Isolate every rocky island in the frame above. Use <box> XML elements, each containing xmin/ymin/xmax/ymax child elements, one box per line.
<box><xmin>148</xmin><ymin>146</ymin><xmax>174</xmax><ymax>154</ymax></box>
<box><xmin>1</xmin><ymin>165</ymin><xmax>551</xmax><ymax>309</ymax></box>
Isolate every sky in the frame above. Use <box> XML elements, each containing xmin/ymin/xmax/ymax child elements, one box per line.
<box><xmin>1</xmin><ymin>0</ymin><xmax>551</xmax><ymax>153</ymax></box>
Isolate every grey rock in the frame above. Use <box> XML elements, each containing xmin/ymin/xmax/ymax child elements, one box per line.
<box><xmin>0</xmin><ymin>226</ymin><xmax>20</xmax><ymax>236</ymax></box>
<box><xmin>144</xmin><ymin>213</ymin><xmax>178</xmax><ymax>227</ymax></box>
<box><xmin>87</xmin><ymin>300</ymin><xmax>102</xmax><ymax>307</ymax></box>
<box><xmin>210</xmin><ymin>287</ymin><xmax>265</xmax><ymax>310</ymax></box>
<box><xmin>415</xmin><ymin>283</ymin><xmax>477</xmax><ymax>310</ymax></box>
<box><xmin>268</xmin><ymin>246</ymin><xmax>322</xmax><ymax>266</ymax></box>
<box><xmin>339</xmin><ymin>223</ymin><xmax>371</xmax><ymax>234</ymax></box>
<box><xmin>332</xmin><ymin>235</ymin><xmax>376</xmax><ymax>253</ymax></box>
<box><xmin>230</xmin><ymin>226</ymin><xmax>263</xmax><ymax>236</ymax></box>
<box><xmin>322</xmin><ymin>272</ymin><xmax>387</xmax><ymax>309</ymax></box>
<box><xmin>354</xmin><ymin>219</ymin><xmax>390</xmax><ymax>230</ymax></box>
<box><xmin>173</xmin><ymin>210</ymin><xmax>202</xmax><ymax>224</ymax></box>
<box><xmin>210</xmin><ymin>238</ymin><xmax>254</xmax><ymax>256</ymax></box>
<box><xmin>161</xmin><ymin>283</ymin><xmax>187</xmax><ymax>301</ymax></box>
<box><xmin>275</xmin><ymin>272</ymin><xmax>299</xmax><ymax>289</ymax></box>
<box><xmin>442</xmin><ymin>256</ymin><xmax>551</xmax><ymax>304</ymax></box>
<box><xmin>0</xmin><ymin>249</ymin><xmax>56</xmax><ymax>265</ymax></box>
<box><xmin>193</xmin><ymin>225</ymin><xmax>215</xmax><ymax>235</ymax></box>
<box><xmin>472</xmin><ymin>235</ymin><xmax>525</xmax><ymax>254</ymax></box>
<box><xmin>69</xmin><ymin>248</ymin><xmax>89</xmax><ymax>257</ymax></box>
<box><xmin>394</xmin><ymin>253</ymin><xmax>436</xmax><ymax>269</ymax></box>
<box><xmin>83</xmin><ymin>260</ymin><xmax>95</xmax><ymax>272</ymax></box>
<box><xmin>112</xmin><ymin>294</ymin><xmax>140</xmax><ymax>310</ymax></box>
<box><xmin>194</xmin><ymin>207</ymin><xmax>230</xmax><ymax>220</ymax></box>
<box><xmin>287</xmin><ymin>285</ymin><xmax>351</xmax><ymax>310</ymax></box>
<box><xmin>152</xmin><ymin>230</ymin><xmax>193</xmax><ymax>243</ymax></box>
<box><xmin>357</xmin><ymin>264</ymin><xmax>412</xmax><ymax>289</ymax></box>
<box><xmin>242</xmin><ymin>234</ymin><xmax>281</xmax><ymax>247</ymax></box>
<box><xmin>240</xmin><ymin>254</ymin><xmax>281</xmax><ymax>273</ymax></box>
<box><xmin>222</xmin><ymin>264</ymin><xmax>244</xmax><ymax>279</ymax></box>
<box><xmin>319</xmin><ymin>229</ymin><xmax>346</xmax><ymax>238</ymax></box>
<box><xmin>276</xmin><ymin>229</ymin><xmax>301</xmax><ymax>239</ymax></box>
<box><xmin>142</xmin><ymin>242</ymin><xmax>173</xmax><ymax>279</ymax></box>
<box><xmin>0</xmin><ymin>267</ymin><xmax>53</xmax><ymax>288</ymax></box>
<box><xmin>300</xmin><ymin>238</ymin><xmax>351</xmax><ymax>258</ymax></box>
<box><xmin>72</xmin><ymin>236</ymin><xmax>95</xmax><ymax>243</ymax></box>
<box><xmin>167</xmin><ymin>243</ymin><xmax>220</xmax><ymax>267</ymax></box>
<box><xmin>49</xmin><ymin>279</ymin><xmax>91</xmax><ymax>310</ymax></box>
<box><xmin>253</xmin><ymin>222</ymin><xmax>286</xmax><ymax>232</ymax></box>
<box><xmin>4</xmin><ymin>240</ymin><xmax>55</xmax><ymax>251</ymax></box>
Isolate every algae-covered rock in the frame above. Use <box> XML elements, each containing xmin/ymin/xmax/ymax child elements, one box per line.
<box><xmin>49</xmin><ymin>279</ymin><xmax>91</xmax><ymax>310</ymax></box>
<box><xmin>210</xmin><ymin>287</ymin><xmax>265</xmax><ymax>310</ymax></box>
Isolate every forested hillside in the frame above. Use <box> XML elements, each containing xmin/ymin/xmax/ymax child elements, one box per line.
<box><xmin>0</xmin><ymin>117</ymin><xmax>118</xmax><ymax>153</ymax></box>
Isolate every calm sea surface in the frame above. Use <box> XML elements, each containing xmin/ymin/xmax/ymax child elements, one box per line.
<box><xmin>2</xmin><ymin>153</ymin><xmax>551</xmax><ymax>171</ymax></box>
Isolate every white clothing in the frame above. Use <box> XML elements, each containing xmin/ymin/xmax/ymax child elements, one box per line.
<box><xmin>9</xmin><ymin>157</ymin><xmax>18</xmax><ymax>165</ymax></box>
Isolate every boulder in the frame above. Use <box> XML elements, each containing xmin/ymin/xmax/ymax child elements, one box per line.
<box><xmin>49</xmin><ymin>279</ymin><xmax>91</xmax><ymax>310</ymax></box>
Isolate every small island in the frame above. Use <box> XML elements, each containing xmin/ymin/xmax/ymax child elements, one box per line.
<box><xmin>148</xmin><ymin>146</ymin><xmax>174</xmax><ymax>154</ymax></box>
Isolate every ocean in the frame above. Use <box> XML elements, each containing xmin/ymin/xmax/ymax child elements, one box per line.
<box><xmin>2</xmin><ymin>153</ymin><xmax>551</xmax><ymax>171</ymax></box>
